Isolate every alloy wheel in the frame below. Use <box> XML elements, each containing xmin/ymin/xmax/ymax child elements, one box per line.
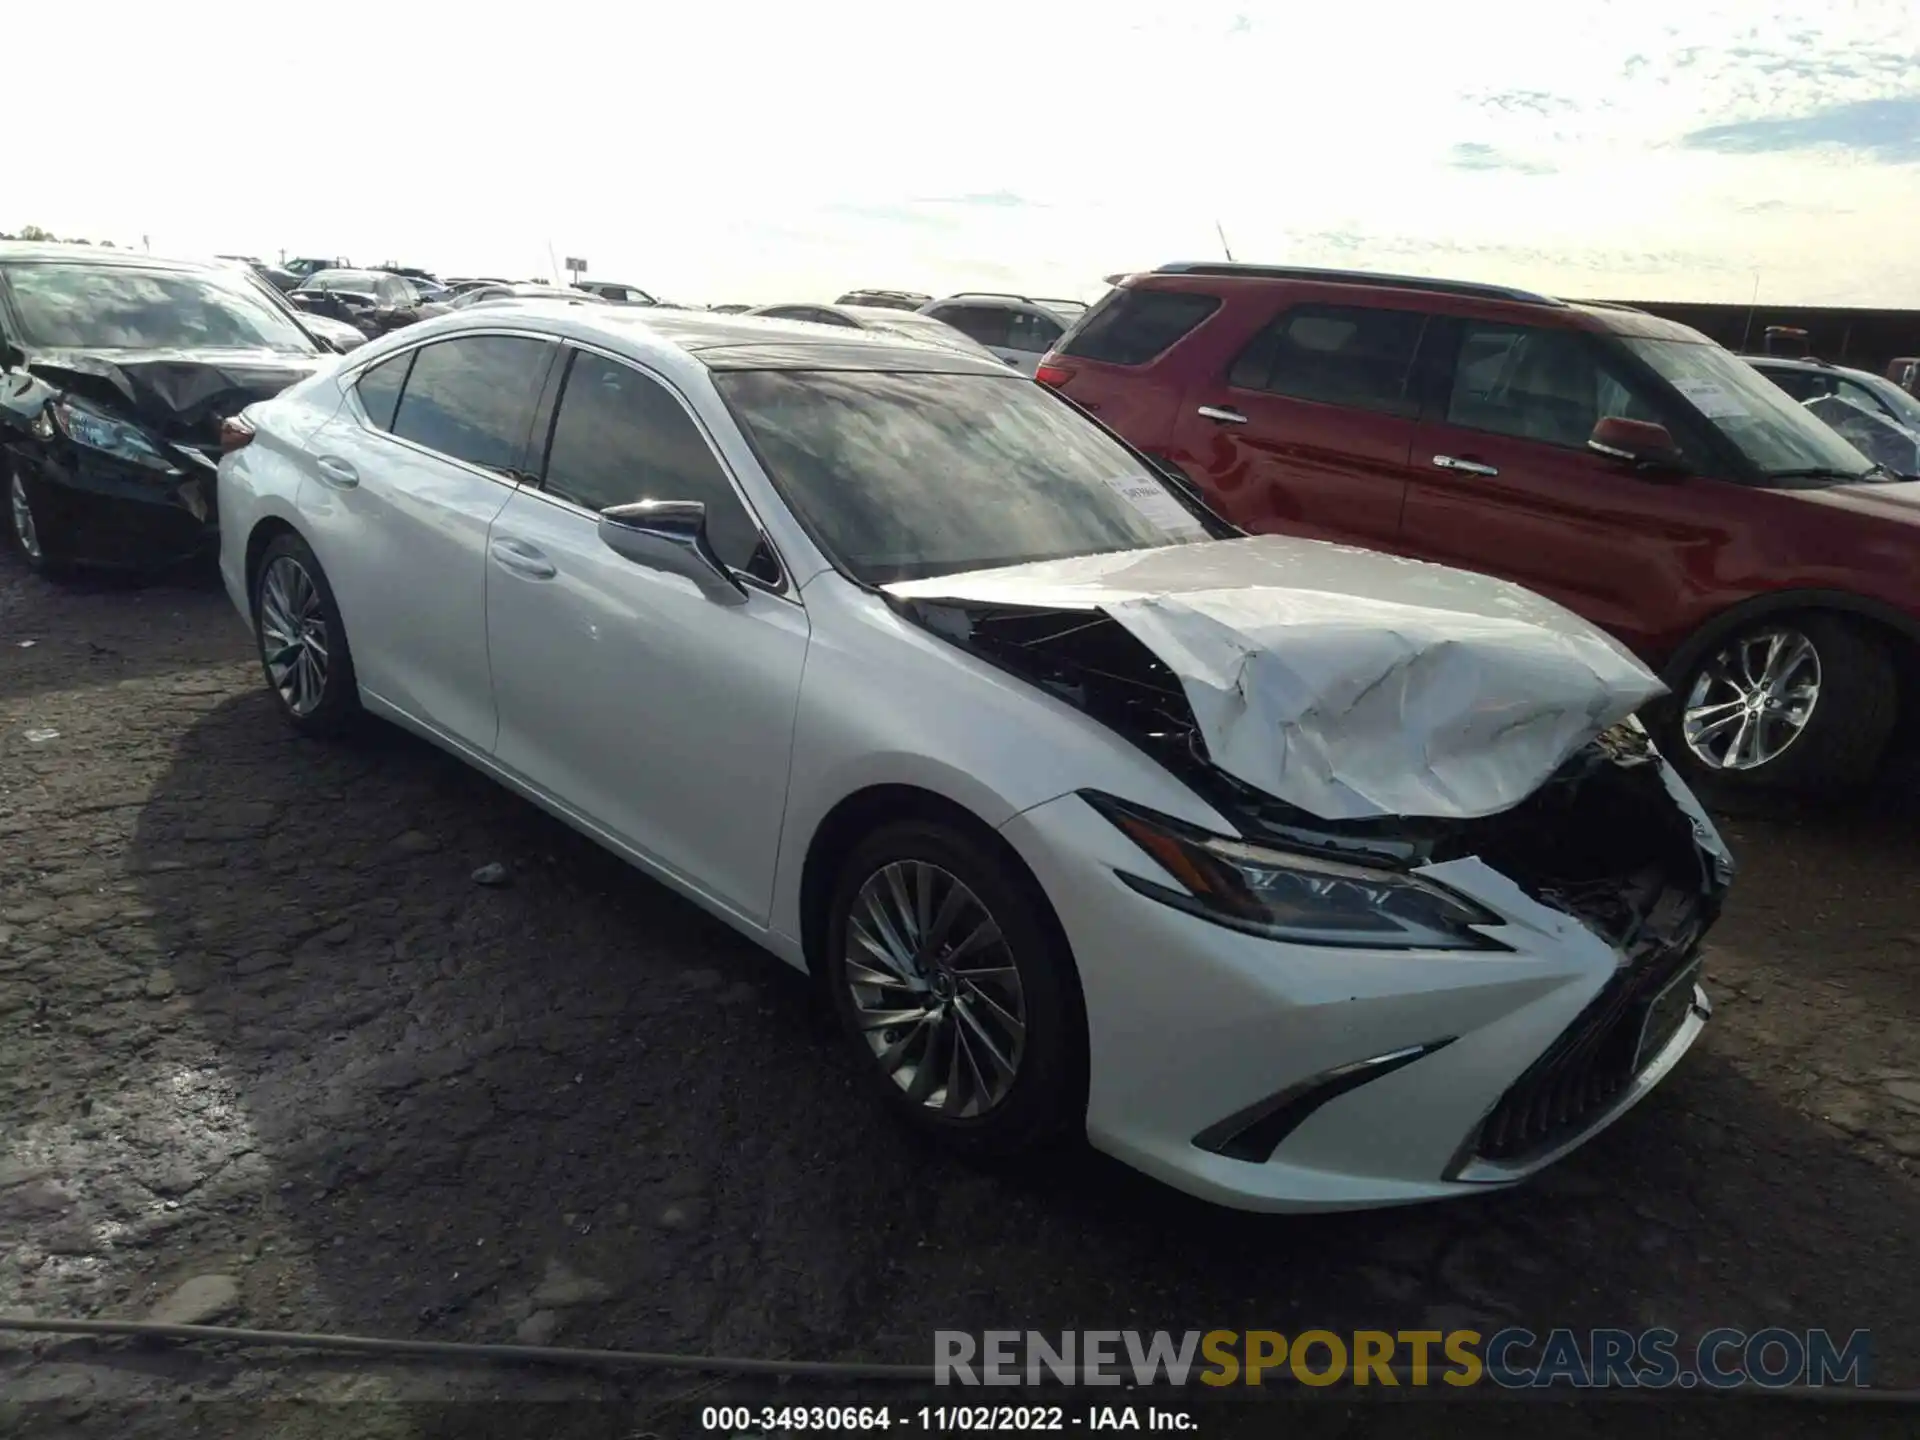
<box><xmin>1681</xmin><ymin>627</ymin><xmax>1822</xmax><ymax>772</ymax></box>
<box><xmin>259</xmin><ymin>555</ymin><xmax>331</xmax><ymax>718</ymax></box>
<box><xmin>9</xmin><ymin>473</ymin><xmax>41</xmax><ymax>561</ymax></box>
<box><xmin>843</xmin><ymin>860</ymin><xmax>1027</xmax><ymax>1118</ymax></box>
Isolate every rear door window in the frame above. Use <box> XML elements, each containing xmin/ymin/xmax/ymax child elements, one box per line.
<box><xmin>1759</xmin><ymin>368</ymin><xmax>1832</xmax><ymax>403</ymax></box>
<box><xmin>389</xmin><ymin>335</ymin><xmax>553</xmax><ymax>474</ymax></box>
<box><xmin>1007</xmin><ymin>311</ymin><xmax>1064</xmax><ymax>354</ymax></box>
<box><xmin>932</xmin><ymin>305</ymin><xmax>1011</xmax><ymax>348</ymax></box>
<box><xmin>1229</xmin><ymin>304</ymin><xmax>1426</xmax><ymax>415</ymax></box>
<box><xmin>1061</xmin><ymin>289</ymin><xmax>1221</xmax><ymax>365</ymax></box>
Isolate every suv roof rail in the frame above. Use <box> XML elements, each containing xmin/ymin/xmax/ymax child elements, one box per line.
<box><xmin>1149</xmin><ymin>261</ymin><xmax>1566</xmax><ymax>307</ymax></box>
<box><xmin>947</xmin><ymin>291</ymin><xmax>1042</xmax><ymax>305</ymax></box>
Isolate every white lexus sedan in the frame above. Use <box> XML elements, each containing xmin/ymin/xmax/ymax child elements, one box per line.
<box><xmin>216</xmin><ymin>303</ymin><xmax>1734</xmax><ymax>1212</ymax></box>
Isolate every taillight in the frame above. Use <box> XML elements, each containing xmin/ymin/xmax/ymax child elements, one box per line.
<box><xmin>219</xmin><ymin>415</ymin><xmax>256</xmax><ymax>453</ymax></box>
<box><xmin>1035</xmin><ymin>356</ymin><xmax>1075</xmax><ymax>387</ymax></box>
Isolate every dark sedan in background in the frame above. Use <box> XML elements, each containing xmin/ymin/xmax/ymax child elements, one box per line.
<box><xmin>1</xmin><ymin>243</ymin><xmax>326</xmax><ymax>573</ymax></box>
<box><xmin>289</xmin><ymin>268</ymin><xmax>447</xmax><ymax>339</ymax></box>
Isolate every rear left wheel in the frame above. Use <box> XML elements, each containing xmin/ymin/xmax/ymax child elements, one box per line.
<box><xmin>253</xmin><ymin>531</ymin><xmax>361</xmax><ymax>737</ymax></box>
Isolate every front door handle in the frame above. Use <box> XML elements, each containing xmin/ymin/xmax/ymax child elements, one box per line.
<box><xmin>1197</xmin><ymin>405</ymin><xmax>1248</xmax><ymax>425</ymax></box>
<box><xmin>1432</xmin><ymin>454</ymin><xmax>1499</xmax><ymax>477</ymax></box>
<box><xmin>489</xmin><ymin>537</ymin><xmax>556</xmax><ymax>580</ymax></box>
<box><xmin>313</xmin><ymin>455</ymin><xmax>360</xmax><ymax>489</ymax></box>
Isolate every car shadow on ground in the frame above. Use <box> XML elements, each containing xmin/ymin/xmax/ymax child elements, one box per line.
<box><xmin>99</xmin><ymin>688</ymin><xmax>1920</xmax><ymax>1403</ymax></box>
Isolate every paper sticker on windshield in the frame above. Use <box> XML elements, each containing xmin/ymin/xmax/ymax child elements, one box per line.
<box><xmin>1103</xmin><ymin>474</ymin><xmax>1207</xmax><ymax>538</ymax></box>
<box><xmin>1671</xmin><ymin>377</ymin><xmax>1748</xmax><ymax>419</ymax></box>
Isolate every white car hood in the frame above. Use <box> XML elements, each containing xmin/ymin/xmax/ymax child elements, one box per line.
<box><xmin>885</xmin><ymin>535</ymin><xmax>1666</xmax><ymax>822</ymax></box>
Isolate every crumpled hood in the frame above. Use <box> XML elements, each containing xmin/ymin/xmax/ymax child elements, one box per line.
<box><xmin>885</xmin><ymin>535</ymin><xmax>1666</xmax><ymax>822</ymax></box>
<box><xmin>25</xmin><ymin>347</ymin><xmax>320</xmax><ymax>439</ymax></box>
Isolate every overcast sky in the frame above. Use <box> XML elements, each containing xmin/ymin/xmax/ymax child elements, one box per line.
<box><xmin>9</xmin><ymin>1</ymin><xmax>1917</xmax><ymax>307</ymax></box>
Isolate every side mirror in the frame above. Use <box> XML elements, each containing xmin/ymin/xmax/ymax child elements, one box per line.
<box><xmin>597</xmin><ymin>499</ymin><xmax>748</xmax><ymax>606</ymax></box>
<box><xmin>1588</xmin><ymin>416</ymin><xmax>1685</xmax><ymax>476</ymax></box>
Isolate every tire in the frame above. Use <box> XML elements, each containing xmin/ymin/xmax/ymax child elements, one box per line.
<box><xmin>822</xmin><ymin>819</ymin><xmax>1086</xmax><ymax>1158</ymax></box>
<box><xmin>1657</xmin><ymin>613</ymin><xmax>1898</xmax><ymax>796</ymax></box>
<box><xmin>7</xmin><ymin>464</ymin><xmax>70</xmax><ymax>576</ymax></box>
<box><xmin>252</xmin><ymin>531</ymin><xmax>361</xmax><ymax>738</ymax></box>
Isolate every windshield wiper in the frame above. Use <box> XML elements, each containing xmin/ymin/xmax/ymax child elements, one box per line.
<box><xmin>1765</xmin><ymin>465</ymin><xmax>1886</xmax><ymax>484</ymax></box>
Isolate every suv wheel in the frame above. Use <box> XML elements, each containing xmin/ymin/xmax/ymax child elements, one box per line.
<box><xmin>822</xmin><ymin>820</ymin><xmax>1085</xmax><ymax>1158</ymax></box>
<box><xmin>1663</xmin><ymin>614</ymin><xmax>1896</xmax><ymax>794</ymax></box>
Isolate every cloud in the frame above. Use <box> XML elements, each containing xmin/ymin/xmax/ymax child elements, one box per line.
<box><xmin>1288</xmin><ymin>228</ymin><xmax>1739</xmax><ymax>279</ymax></box>
<box><xmin>1447</xmin><ymin>142</ymin><xmax>1557</xmax><ymax>176</ymax></box>
<box><xmin>1681</xmin><ymin>96</ymin><xmax>1920</xmax><ymax>164</ymax></box>
<box><xmin>917</xmin><ymin>190</ymin><xmax>1038</xmax><ymax>209</ymax></box>
<box><xmin>1733</xmin><ymin>199</ymin><xmax>1858</xmax><ymax>217</ymax></box>
<box><xmin>1470</xmin><ymin>88</ymin><xmax>1578</xmax><ymax>117</ymax></box>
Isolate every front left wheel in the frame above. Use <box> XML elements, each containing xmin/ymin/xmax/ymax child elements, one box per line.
<box><xmin>8</xmin><ymin>467</ymin><xmax>69</xmax><ymax>576</ymax></box>
<box><xmin>252</xmin><ymin>531</ymin><xmax>361</xmax><ymax>737</ymax></box>
<box><xmin>823</xmin><ymin>819</ymin><xmax>1087</xmax><ymax>1158</ymax></box>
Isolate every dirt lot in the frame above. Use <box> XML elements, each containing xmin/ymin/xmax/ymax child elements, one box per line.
<box><xmin>2</xmin><ymin>550</ymin><xmax>1918</xmax><ymax>1436</ymax></box>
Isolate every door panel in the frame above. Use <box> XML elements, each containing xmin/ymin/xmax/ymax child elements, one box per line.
<box><xmin>297</xmin><ymin>412</ymin><xmax>515</xmax><ymax>748</ymax></box>
<box><xmin>1165</xmin><ymin>303</ymin><xmax>1424</xmax><ymax>548</ymax></box>
<box><xmin>1401</xmin><ymin>320</ymin><xmax>1736</xmax><ymax>661</ymax></box>
<box><xmin>484</xmin><ymin>489</ymin><xmax>808</xmax><ymax>922</ymax></box>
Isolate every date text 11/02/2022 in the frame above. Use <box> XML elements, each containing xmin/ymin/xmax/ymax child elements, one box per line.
<box><xmin>700</xmin><ymin>1407</ymin><xmax>1194</xmax><ymax>1431</ymax></box>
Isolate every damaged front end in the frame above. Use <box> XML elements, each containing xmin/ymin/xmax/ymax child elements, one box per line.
<box><xmin>2</xmin><ymin>350</ymin><xmax>316</xmax><ymax>566</ymax></box>
<box><xmin>894</xmin><ymin>592</ymin><xmax>1733</xmax><ymax>1167</ymax></box>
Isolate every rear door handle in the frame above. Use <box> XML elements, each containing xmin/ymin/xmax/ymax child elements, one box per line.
<box><xmin>1433</xmin><ymin>454</ymin><xmax>1499</xmax><ymax>477</ymax></box>
<box><xmin>489</xmin><ymin>537</ymin><xmax>556</xmax><ymax>580</ymax></box>
<box><xmin>313</xmin><ymin>455</ymin><xmax>359</xmax><ymax>489</ymax></box>
<box><xmin>1197</xmin><ymin>406</ymin><xmax>1248</xmax><ymax>425</ymax></box>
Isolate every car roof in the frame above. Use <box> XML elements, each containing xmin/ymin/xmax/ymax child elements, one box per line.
<box><xmin>1117</xmin><ymin>263</ymin><xmax>1712</xmax><ymax>342</ymax></box>
<box><xmin>0</xmin><ymin>241</ymin><xmax>217</xmax><ymax>273</ymax></box>
<box><xmin>413</xmin><ymin>301</ymin><xmax>1013</xmax><ymax>376</ymax></box>
<box><xmin>925</xmin><ymin>292</ymin><xmax>1073</xmax><ymax>320</ymax></box>
<box><xmin>1742</xmin><ymin>354</ymin><xmax>1881</xmax><ymax>381</ymax></box>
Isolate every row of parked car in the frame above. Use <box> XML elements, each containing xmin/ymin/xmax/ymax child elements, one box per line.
<box><xmin>3</xmin><ymin>240</ymin><xmax>1917</xmax><ymax>803</ymax></box>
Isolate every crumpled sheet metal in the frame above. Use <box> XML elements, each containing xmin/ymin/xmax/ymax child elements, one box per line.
<box><xmin>26</xmin><ymin>350</ymin><xmax>318</xmax><ymax>436</ymax></box>
<box><xmin>889</xmin><ymin>535</ymin><xmax>1667</xmax><ymax>822</ymax></box>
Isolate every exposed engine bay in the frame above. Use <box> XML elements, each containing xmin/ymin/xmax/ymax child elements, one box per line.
<box><xmin>894</xmin><ymin>598</ymin><xmax>1732</xmax><ymax>951</ymax></box>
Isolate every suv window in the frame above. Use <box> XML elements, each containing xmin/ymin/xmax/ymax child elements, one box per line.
<box><xmin>355</xmin><ymin>350</ymin><xmax>413</xmax><ymax>431</ymax></box>
<box><xmin>1062</xmin><ymin>288</ymin><xmax>1220</xmax><ymax>365</ymax></box>
<box><xmin>1229</xmin><ymin>304</ymin><xmax>1425</xmax><ymax>415</ymax></box>
<box><xmin>390</xmin><ymin>335</ymin><xmax>552</xmax><ymax>473</ymax></box>
<box><xmin>1007</xmin><ymin>311</ymin><xmax>1064</xmax><ymax>354</ymax></box>
<box><xmin>1444</xmin><ymin>322</ymin><xmax>1667</xmax><ymax>449</ymax></box>
<box><xmin>1758</xmin><ymin>367</ymin><xmax>1833</xmax><ymax>404</ymax></box>
<box><xmin>541</xmin><ymin>350</ymin><xmax>762</xmax><ymax>572</ymax></box>
<box><xmin>932</xmin><ymin>305</ymin><xmax>1011</xmax><ymax>349</ymax></box>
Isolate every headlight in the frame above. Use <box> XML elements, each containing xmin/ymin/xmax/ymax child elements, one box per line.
<box><xmin>47</xmin><ymin>396</ymin><xmax>176</xmax><ymax>473</ymax></box>
<box><xmin>1085</xmin><ymin>792</ymin><xmax>1503</xmax><ymax>950</ymax></box>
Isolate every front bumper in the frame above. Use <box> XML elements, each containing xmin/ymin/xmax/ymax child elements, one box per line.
<box><xmin>999</xmin><ymin>792</ymin><xmax>1713</xmax><ymax>1212</ymax></box>
<box><xmin>12</xmin><ymin>441</ymin><xmax>217</xmax><ymax>569</ymax></box>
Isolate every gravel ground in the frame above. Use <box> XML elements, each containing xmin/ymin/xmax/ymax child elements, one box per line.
<box><xmin>1</xmin><ymin>550</ymin><xmax>1917</xmax><ymax>1437</ymax></box>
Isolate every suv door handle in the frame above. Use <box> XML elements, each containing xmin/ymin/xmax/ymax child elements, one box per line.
<box><xmin>1432</xmin><ymin>454</ymin><xmax>1499</xmax><ymax>477</ymax></box>
<box><xmin>489</xmin><ymin>537</ymin><xmax>556</xmax><ymax>580</ymax></box>
<box><xmin>313</xmin><ymin>455</ymin><xmax>360</xmax><ymax>489</ymax></box>
<box><xmin>1197</xmin><ymin>406</ymin><xmax>1248</xmax><ymax>425</ymax></box>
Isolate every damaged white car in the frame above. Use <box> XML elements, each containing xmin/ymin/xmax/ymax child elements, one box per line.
<box><xmin>217</xmin><ymin>305</ymin><xmax>1735</xmax><ymax>1212</ymax></box>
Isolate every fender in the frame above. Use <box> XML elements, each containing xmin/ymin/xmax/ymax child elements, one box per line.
<box><xmin>1659</xmin><ymin>588</ymin><xmax>1920</xmax><ymax>690</ymax></box>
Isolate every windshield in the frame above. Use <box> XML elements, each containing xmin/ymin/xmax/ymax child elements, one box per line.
<box><xmin>716</xmin><ymin>369</ymin><xmax>1215</xmax><ymax>585</ymax></box>
<box><xmin>5</xmin><ymin>263</ymin><xmax>320</xmax><ymax>353</ymax></box>
<box><xmin>1857</xmin><ymin>373</ymin><xmax>1920</xmax><ymax>431</ymax></box>
<box><xmin>1623</xmin><ymin>338</ymin><xmax>1875</xmax><ymax>481</ymax></box>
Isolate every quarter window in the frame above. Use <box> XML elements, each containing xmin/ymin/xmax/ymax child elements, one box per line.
<box><xmin>354</xmin><ymin>350</ymin><xmax>413</xmax><ymax>431</ymax></box>
<box><xmin>389</xmin><ymin>335</ymin><xmax>552</xmax><ymax>474</ymax></box>
<box><xmin>1061</xmin><ymin>289</ymin><xmax>1220</xmax><ymax>365</ymax></box>
<box><xmin>1445</xmin><ymin>323</ymin><xmax>1668</xmax><ymax>450</ymax></box>
<box><xmin>541</xmin><ymin>350</ymin><xmax>762</xmax><ymax>572</ymax></box>
<box><xmin>1007</xmin><ymin>311</ymin><xmax>1064</xmax><ymax>354</ymax></box>
<box><xmin>1229</xmin><ymin>304</ymin><xmax>1425</xmax><ymax>415</ymax></box>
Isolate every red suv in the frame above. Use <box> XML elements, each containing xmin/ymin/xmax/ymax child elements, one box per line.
<box><xmin>1039</xmin><ymin>263</ymin><xmax>1920</xmax><ymax>796</ymax></box>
